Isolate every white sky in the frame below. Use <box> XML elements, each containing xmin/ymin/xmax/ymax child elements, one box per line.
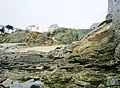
<box><xmin>0</xmin><ymin>0</ymin><xmax>108</xmax><ymax>31</ymax></box>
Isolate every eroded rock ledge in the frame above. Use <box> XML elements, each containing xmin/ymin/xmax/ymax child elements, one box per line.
<box><xmin>1</xmin><ymin>22</ymin><xmax>120</xmax><ymax>88</ymax></box>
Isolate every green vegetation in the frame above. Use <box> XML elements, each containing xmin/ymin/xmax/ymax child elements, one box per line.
<box><xmin>0</xmin><ymin>27</ymin><xmax>93</xmax><ymax>45</ymax></box>
<box><xmin>48</xmin><ymin>27</ymin><xmax>93</xmax><ymax>44</ymax></box>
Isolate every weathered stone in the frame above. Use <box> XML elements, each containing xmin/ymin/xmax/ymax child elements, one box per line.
<box><xmin>49</xmin><ymin>66</ymin><xmax>58</xmax><ymax>71</ymax></box>
<box><xmin>2</xmin><ymin>79</ymin><xmax>13</xmax><ymax>88</ymax></box>
<box><xmin>97</xmin><ymin>84</ymin><xmax>105</xmax><ymax>88</ymax></box>
<box><xmin>106</xmin><ymin>14</ymin><xmax>112</xmax><ymax>23</ymax></box>
<box><xmin>106</xmin><ymin>76</ymin><xmax>119</xmax><ymax>87</ymax></box>
<box><xmin>75</xmin><ymin>81</ymin><xmax>90</xmax><ymax>87</ymax></box>
<box><xmin>60</xmin><ymin>65</ymin><xmax>74</xmax><ymax>70</ymax></box>
<box><xmin>36</xmin><ymin>66</ymin><xmax>44</xmax><ymax>70</ymax></box>
<box><xmin>9</xmin><ymin>80</ymin><xmax>45</xmax><ymax>88</ymax></box>
<box><xmin>87</xmin><ymin>76</ymin><xmax>105</xmax><ymax>85</ymax></box>
<box><xmin>0</xmin><ymin>78</ymin><xmax>6</xmax><ymax>83</ymax></box>
<box><xmin>29</xmin><ymin>81</ymin><xmax>45</xmax><ymax>88</ymax></box>
<box><xmin>9</xmin><ymin>79</ymin><xmax>34</xmax><ymax>88</ymax></box>
<box><xmin>67</xmin><ymin>84</ymin><xmax>80</xmax><ymax>88</ymax></box>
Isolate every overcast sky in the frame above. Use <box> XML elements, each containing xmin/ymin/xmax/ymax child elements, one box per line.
<box><xmin>0</xmin><ymin>0</ymin><xmax>107</xmax><ymax>31</ymax></box>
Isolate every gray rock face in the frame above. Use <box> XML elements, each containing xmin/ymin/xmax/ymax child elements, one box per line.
<box><xmin>108</xmin><ymin>0</ymin><xmax>113</xmax><ymax>14</ymax></box>
<box><xmin>108</xmin><ymin>0</ymin><xmax>120</xmax><ymax>24</ymax></box>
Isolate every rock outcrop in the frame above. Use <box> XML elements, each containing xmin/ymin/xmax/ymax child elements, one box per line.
<box><xmin>1</xmin><ymin>22</ymin><xmax>120</xmax><ymax>87</ymax></box>
<box><xmin>0</xmin><ymin>31</ymin><xmax>53</xmax><ymax>46</ymax></box>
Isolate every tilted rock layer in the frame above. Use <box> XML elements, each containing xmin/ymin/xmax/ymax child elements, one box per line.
<box><xmin>1</xmin><ymin>22</ymin><xmax>120</xmax><ymax>88</ymax></box>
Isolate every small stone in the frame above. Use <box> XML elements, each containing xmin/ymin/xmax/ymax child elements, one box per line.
<box><xmin>75</xmin><ymin>81</ymin><xmax>90</xmax><ymax>87</ymax></box>
<box><xmin>97</xmin><ymin>84</ymin><xmax>105</xmax><ymax>88</ymax></box>
<box><xmin>36</xmin><ymin>66</ymin><xmax>44</xmax><ymax>70</ymax></box>
<box><xmin>49</xmin><ymin>66</ymin><xmax>58</xmax><ymax>71</ymax></box>
<box><xmin>2</xmin><ymin>79</ymin><xmax>13</xmax><ymax>88</ymax></box>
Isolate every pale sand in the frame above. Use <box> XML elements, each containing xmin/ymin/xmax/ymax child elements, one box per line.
<box><xmin>0</xmin><ymin>43</ymin><xmax>66</xmax><ymax>53</ymax></box>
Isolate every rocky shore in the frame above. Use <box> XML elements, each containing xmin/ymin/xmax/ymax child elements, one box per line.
<box><xmin>1</xmin><ymin>22</ymin><xmax>120</xmax><ymax>88</ymax></box>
